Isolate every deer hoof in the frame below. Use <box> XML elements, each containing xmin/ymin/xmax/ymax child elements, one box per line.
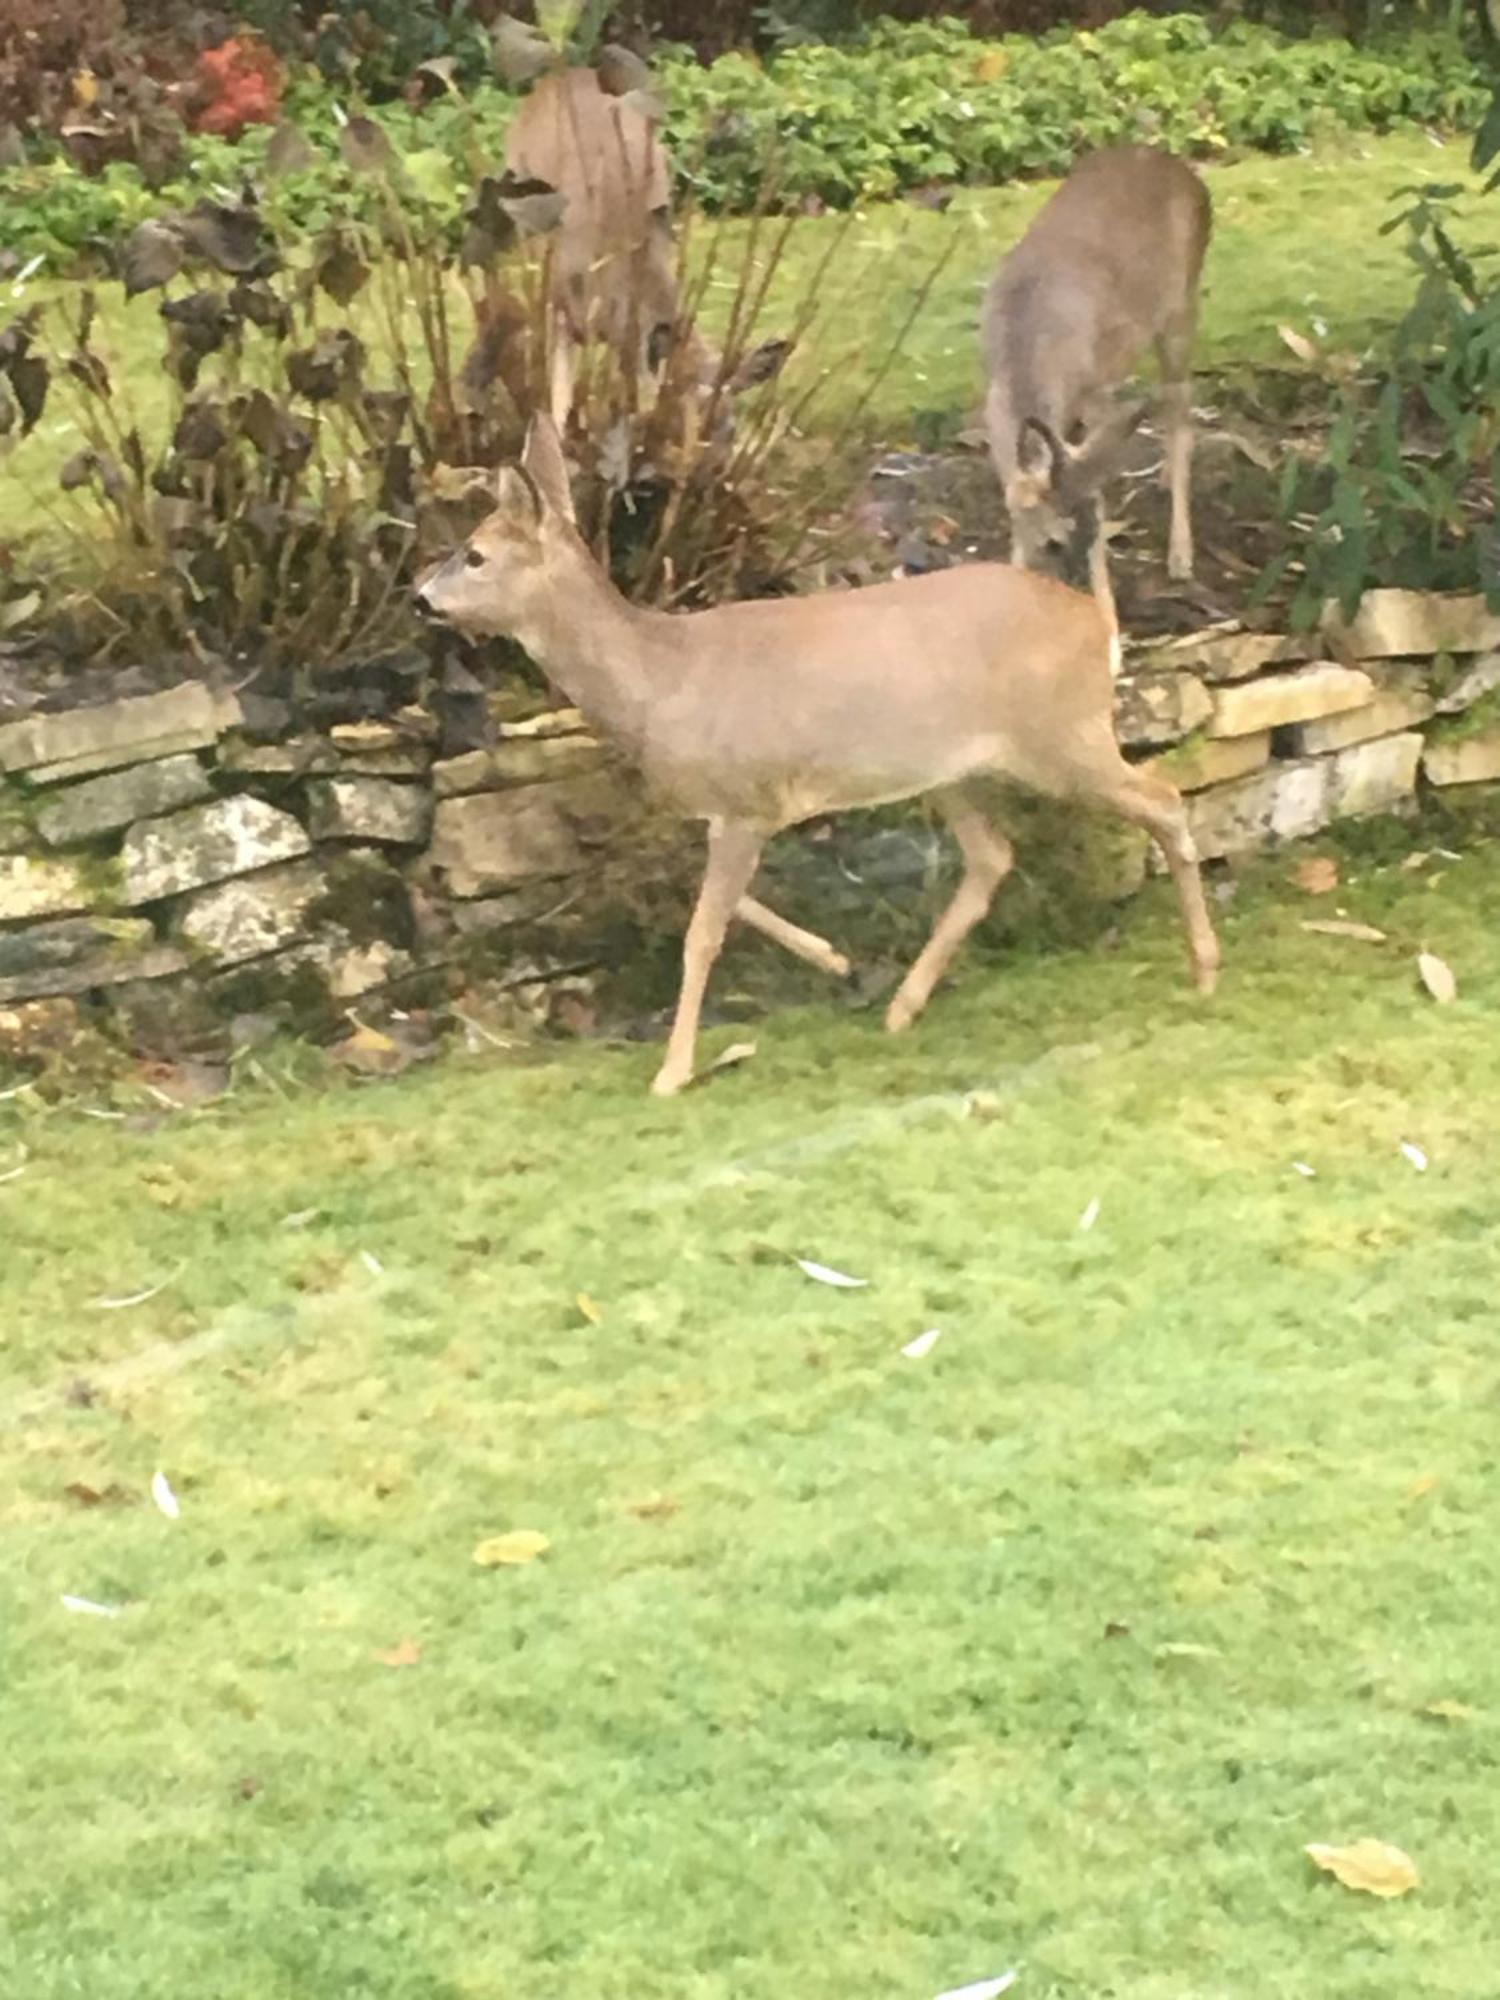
<box><xmin>884</xmin><ymin>993</ymin><xmax>920</xmax><ymax>1034</ymax></box>
<box><xmin>650</xmin><ymin>1063</ymin><xmax>692</xmax><ymax>1098</ymax></box>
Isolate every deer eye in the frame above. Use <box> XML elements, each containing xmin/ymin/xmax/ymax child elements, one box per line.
<box><xmin>464</xmin><ymin>549</ymin><xmax>486</xmax><ymax>570</ymax></box>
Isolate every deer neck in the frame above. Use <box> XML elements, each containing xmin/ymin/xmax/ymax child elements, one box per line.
<box><xmin>510</xmin><ymin>537</ymin><xmax>678</xmax><ymax>752</ymax></box>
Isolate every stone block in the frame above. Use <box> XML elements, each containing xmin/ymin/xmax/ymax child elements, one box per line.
<box><xmin>433</xmin><ymin>734</ymin><xmax>608</xmax><ymax>798</ymax></box>
<box><xmin>0</xmin><ymin>683</ymin><xmax>237</xmax><ymax>782</ymax></box>
<box><xmin>1147</xmin><ymin>730</ymin><xmax>1271</xmax><ymax>794</ymax></box>
<box><xmin>1324</xmin><ymin>731</ymin><xmax>1423</xmax><ymax>820</ymax></box>
<box><xmin>121</xmin><ymin>796</ymin><xmax>310</xmax><ymax>905</ymax></box>
<box><xmin>306</xmin><ymin>777</ymin><xmax>432</xmax><ymax>845</ymax></box>
<box><xmin>1131</xmin><ymin>628</ymin><xmax>1312</xmax><ymax>684</ymax></box>
<box><xmin>34</xmin><ymin>753</ymin><xmax>212</xmax><ymax>847</ymax></box>
<box><xmin>1207</xmin><ymin>662</ymin><xmax>1374</xmax><ymax>739</ymax></box>
<box><xmin>428</xmin><ymin>788</ymin><xmax>586</xmax><ymax>897</ymax></box>
<box><xmin>0</xmin><ymin>916</ymin><xmax>183</xmax><ymax>1003</ymax></box>
<box><xmin>1322</xmin><ymin>589</ymin><xmax>1500</xmax><ymax>660</ymax></box>
<box><xmin>1285</xmin><ymin>681</ymin><xmax>1433</xmax><ymax>755</ymax></box>
<box><xmin>1114</xmin><ymin>671</ymin><xmax>1213</xmax><ymax>750</ymax></box>
<box><xmin>178</xmin><ymin>861</ymin><xmax>326</xmax><ymax>966</ymax></box>
<box><xmin>1186</xmin><ymin>759</ymin><xmax>1329</xmax><ymax>860</ymax></box>
<box><xmin>1423</xmin><ymin>729</ymin><xmax>1500</xmax><ymax>787</ymax></box>
<box><xmin>1433</xmin><ymin>650</ymin><xmax>1500</xmax><ymax>717</ymax></box>
<box><xmin>0</xmin><ymin>854</ymin><xmax>94</xmax><ymax>923</ymax></box>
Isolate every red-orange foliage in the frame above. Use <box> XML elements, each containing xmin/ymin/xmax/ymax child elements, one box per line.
<box><xmin>191</xmin><ymin>35</ymin><xmax>283</xmax><ymax>141</ymax></box>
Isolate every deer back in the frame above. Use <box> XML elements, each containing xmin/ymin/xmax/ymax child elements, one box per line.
<box><xmin>504</xmin><ymin>67</ymin><xmax>678</xmax><ymax>351</ymax></box>
<box><xmin>983</xmin><ymin>146</ymin><xmax>1211</xmax><ymax>469</ymax></box>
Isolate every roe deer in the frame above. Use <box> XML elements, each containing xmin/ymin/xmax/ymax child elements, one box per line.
<box><xmin>503</xmin><ymin>66</ymin><xmax>692</xmax><ymax>428</ymax></box>
<box><xmin>983</xmin><ymin>145</ymin><xmax>1212</xmax><ymax>633</ymax></box>
<box><xmin>416</xmin><ymin>418</ymin><xmax>1220</xmax><ymax>1097</ymax></box>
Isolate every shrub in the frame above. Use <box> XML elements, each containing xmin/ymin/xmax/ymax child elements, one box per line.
<box><xmin>1</xmin><ymin>121</ymin><xmax>924</xmax><ymax>674</ymax></box>
<box><xmin>0</xmin><ymin>13</ymin><xmax>1491</xmax><ymax>272</ymax></box>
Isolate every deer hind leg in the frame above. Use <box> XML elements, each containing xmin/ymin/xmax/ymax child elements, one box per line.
<box><xmin>653</xmin><ymin>819</ymin><xmax>765</xmax><ymax>1098</ymax></box>
<box><xmin>1155</xmin><ymin>322</ymin><xmax>1196</xmax><ymax>581</ymax></box>
<box><xmin>1101</xmin><ymin>765</ymin><xmax>1220</xmax><ymax>994</ymax></box>
<box><xmin>548</xmin><ymin>316</ymin><xmax>579</xmax><ymax>432</ymax></box>
<box><xmin>886</xmin><ymin>791</ymin><xmax>1014</xmax><ymax>1034</ymax></box>
<box><xmin>736</xmin><ymin>896</ymin><xmax>851</xmax><ymax>979</ymax></box>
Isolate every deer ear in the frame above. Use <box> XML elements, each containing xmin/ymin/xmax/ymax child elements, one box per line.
<box><xmin>494</xmin><ymin>465</ymin><xmax>543</xmax><ymax>522</ymax></box>
<box><xmin>521</xmin><ymin>414</ymin><xmax>576</xmax><ymax>523</ymax></box>
<box><xmin>1016</xmin><ymin>416</ymin><xmax>1065</xmax><ymax>489</ymax></box>
<box><xmin>1063</xmin><ymin>399</ymin><xmax>1148</xmax><ymax>496</ymax></box>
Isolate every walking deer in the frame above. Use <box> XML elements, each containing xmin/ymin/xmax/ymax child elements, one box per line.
<box><xmin>503</xmin><ymin>66</ymin><xmax>694</xmax><ymax>429</ymax></box>
<box><xmin>983</xmin><ymin>145</ymin><xmax>1212</xmax><ymax>633</ymax></box>
<box><xmin>416</xmin><ymin>418</ymin><xmax>1220</xmax><ymax>1097</ymax></box>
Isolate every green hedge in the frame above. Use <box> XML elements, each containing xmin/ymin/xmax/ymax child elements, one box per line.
<box><xmin>0</xmin><ymin>13</ymin><xmax>1489</xmax><ymax>272</ymax></box>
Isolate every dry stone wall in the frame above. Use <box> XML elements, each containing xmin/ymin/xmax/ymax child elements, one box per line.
<box><xmin>1</xmin><ymin>587</ymin><xmax>1498</xmax><ymax>1039</ymax></box>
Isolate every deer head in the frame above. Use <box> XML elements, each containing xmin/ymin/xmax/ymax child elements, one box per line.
<box><xmin>1004</xmin><ymin>401</ymin><xmax>1146</xmax><ymax>582</ymax></box>
<box><xmin>415</xmin><ymin>419</ymin><xmax>577</xmax><ymax>641</ymax></box>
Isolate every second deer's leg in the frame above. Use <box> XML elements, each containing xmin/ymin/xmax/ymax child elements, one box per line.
<box><xmin>652</xmin><ymin>820</ymin><xmax>765</xmax><ymax>1098</ymax></box>
<box><xmin>1155</xmin><ymin>325</ymin><xmax>1195</xmax><ymax>581</ymax></box>
<box><xmin>736</xmin><ymin>897</ymin><xmax>852</xmax><ymax>978</ymax></box>
<box><xmin>548</xmin><ymin>316</ymin><xmax>579</xmax><ymax>432</ymax></box>
<box><xmin>886</xmin><ymin>792</ymin><xmax>1014</xmax><ymax>1033</ymax></box>
<box><xmin>1087</xmin><ymin>523</ymin><xmax>1120</xmax><ymax>637</ymax></box>
<box><xmin>1102</xmin><ymin>767</ymin><xmax>1220</xmax><ymax>994</ymax></box>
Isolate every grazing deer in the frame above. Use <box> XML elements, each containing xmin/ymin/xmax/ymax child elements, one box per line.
<box><xmin>416</xmin><ymin>419</ymin><xmax>1220</xmax><ymax>1097</ymax></box>
<box><xmin>983</xmin><ymin>145</ymin><xmax>1212</xmax><ymax>633</ymax></box>
<box><xmin>503</xmin><ymin>66</ymin><xmax>689</xmax><ymax>429</ymax></box>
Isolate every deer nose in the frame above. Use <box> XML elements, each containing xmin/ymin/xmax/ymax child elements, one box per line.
<box><xmin>413</xmin><ymin>583</ymin><xmax>438</xmax><ymax>620</ymax></box>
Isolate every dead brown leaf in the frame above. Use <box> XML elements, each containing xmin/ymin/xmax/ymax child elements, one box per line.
<box><xmin>1416</xmin><ymin>951</ymin><xmax>1457</xmax><ymax>1004</ymax></box>
<box><xmin>374</xmin><ymin>1637</ymin><xmax>422</xmax><ymax>1668</ymax></box>
<box><xmin>1301</xmin><ymin>920</ymin><xmax>1388</xmax><ymax>944</ymax></box>
<box><xmin>1293</xmin><ymin>856</ymin><xmax>1339</xmax><ymax>896</ymax></box>
<box><xmin>626</xmin><ymin>1494</ymin><xmax>680</xmax><ymax>1522</ymax></box>
<box><xmin>64</xmin><ymin>1480</ymin><xmax>132</xmax><ymax>1507</ymax></box>
<box><xmin>331</xmin><ymin>1022</ymin><xmax>412</xmax><ymax>1078</ymax></box>
<box><xmin>1305</xmin><ymin>1838</ymin><xmax>1418</xmax><ymax>1899</ymax></box>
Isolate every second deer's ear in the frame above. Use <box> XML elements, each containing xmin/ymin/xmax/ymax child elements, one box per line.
<box><xmin>1016</xmin><ymin>416</ymin><xmax>1065</xmax><ymax>489</ymax></box>
<box><xmin>521</xmin><ymin>414</ymin><xmax>577</xmax><ymax>524</ymax></box>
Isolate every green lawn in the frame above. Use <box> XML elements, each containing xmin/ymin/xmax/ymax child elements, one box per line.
<box><xmin>4</xmin><ymin>830</ymin><xmax>1499</xmax><ymax>1999</ymax></box>
<box><xmin>0</xmin><ymin>130</ymin><xmax>1482</xmax><ymax>541</ymax></box>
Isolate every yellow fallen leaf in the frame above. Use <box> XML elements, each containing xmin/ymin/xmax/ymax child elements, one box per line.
<box><xmin>1407</xmin><ymin>1473</ymin><xmax>1439</xmax><ymax>1500</ymax></box>
<box><xmin>576</xmin><ymin>1292</ymin><xmax>603</xmax><ymax>1326</ymax></box>
<box><xmin>1305</xmin><ymin>1838</ymin><xmax>1418</xmax><ymax>1899</ymax></box>
<box><xmin>72</xmin><ymin>68</ymin><xmax>99</xmax><ymax>109</ymax></box>
<box><xmin>374</xmin><ymin>1637</ymin><xmax>422</xmax><ymax>1668</ymax></box>
<box><xmin>473</xmin><ymin>1530</ymin><xmax>551</xmax><ymax>1568</ymax></box>
<box><xmin>976</xmin><ymin>47</ymin><xmax>1008</xmax><ymax>81</ymax></box>
<box><xmin>1302</xmin><ymin>919</ymin><xmax>1387</xmax><ymax>944</ymax></box>
<box><xmin>1417</xmin><ymin>951</ymin><xmax>1457</xmax><ymax>1004</ymax></box>
<box><xmin>1421</xmin><ymin>1699</ymin><xmax>1476</xmax><ymax>1722</ymax></box>
<box><xmin>1278</xmin><ymin>323</ymin><xmax>1319</xmax><ymax>364</ymax></box>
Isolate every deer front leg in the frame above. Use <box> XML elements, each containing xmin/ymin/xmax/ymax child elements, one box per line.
<box><xmin>653</xmin><ymin>820</ymin><xmax>765</xmax><ymax>1098</ymax></box>
<box><xmin>1155</xmin><ymin>329</ymin><xmax>1195</xmax><ymax>582</ymax></box>
<box><xmin>886</xmin><ymin>792</ymin><xmax>1013</xmax><ymax>1033</ymax></box>
<box><xmin>736</xmin><ymin>896</ymin><xmax>851</xmax><ymax>978</ymax></box>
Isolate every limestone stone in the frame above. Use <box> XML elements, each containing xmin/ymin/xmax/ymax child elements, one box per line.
<box><xmin>1207</xmin><ymin>662</ymin><xmax>1374</xmax><ymax>739</ymax></box>
<box><xmin>1285</xmin><ymin>682</ymin><xmax>1433</xmax><ymax>755</ymax></box>
<box><xmin>1322</xmin><ymin>589</ymin><xmax>1500</xmax><ymax>660</ymax></box>
<box><xmin>1132</xmin><ymin>628</ymin><xmax>1312</xmax><ymax>684</ymax></box>
<box><xmin>0</xmin><ymin>854</ymin><xmax>94</xmax><ymax>923</ymax></box>
<box><xmin>1433</xmin><ymin>650</ymin><xmax>1500</xmax><ymax>717</ymax></box>
<box><xmin>0</xmin><ymin>683</ymin><xmax>237</xmax><ymax>782</ymax></box>
<box><xmin>1423</xmin><ymin>729</ymin><xmax>1500</xmax><ymax>787</ymax></box>
<box><xmin>450</xmin><ymin>882</ymin><xmax>580</xmax><ymax>934</ymax></box>
<box><xmin>178</xmin><ymin>861</ymin><xmax>326</xmax><ymax>966</ymax></box>
<box><xmin>218</xmin><ymin>733</ymin><xmax>431</xmax><ymax>779</ymax></box>
<box><xmin>0</xmin><ymin>917</ymin><xmax>183</xmax><ymax>1003</ymax></box>
<box><xmin>306</xmin><ymin>777</ymin><xmax>432</xmax><ymax>845</ymax></box>
<box><xmin>1147</xmin><ymin>730</ymin><xmax>1271</xmax><ymax>794</ymax></box>
<box><xmin>1186</xmin><ymin>759</ymin><xmax>1329</xmax><ymax>860</ymax></box>
<box><xmin>1113</xmin><ymin>671</ymin><xmax>1213</xmax><ymax>750</ymax></box>
<box><xmin>35</xmin><ymin>753</ymin><xmax>211</xmax><ymax>847</ymax></box>
<box><xmin>433</xmin><ymin>734</ymin><xmax>608</xmax><ymax>798</ymax></box>
<box><xmin>1324</xmin><ymin>731</ymin><xmax>1423</xmax><ymax>820</ymax></box>
<box><xmin>121</xmin><ymin>796</ymin><xmax>310</xmax><ymax>905</ymax></box>
<box><xmin>428</xmin><ymin>788</ymin><xmax>586</xmax><ymax>896</ymax></box>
